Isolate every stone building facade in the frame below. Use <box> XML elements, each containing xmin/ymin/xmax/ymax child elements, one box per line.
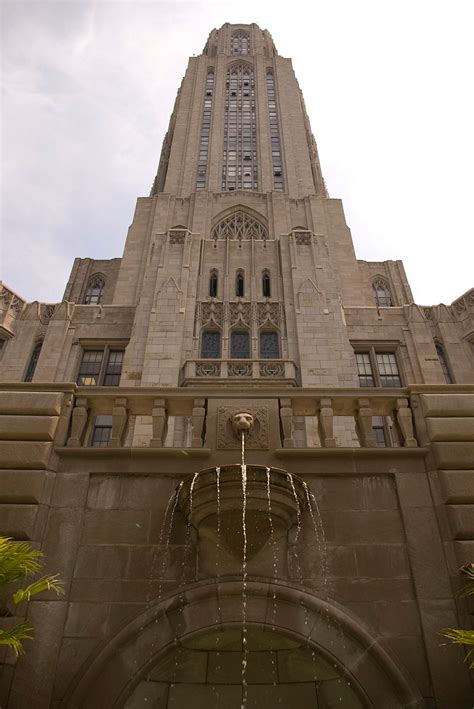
<box><xmin>0</xmin><ymin>22</ymin><xmax>473</xmax><ymax>708</ymax></box>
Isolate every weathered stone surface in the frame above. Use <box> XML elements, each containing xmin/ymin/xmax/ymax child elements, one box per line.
<box><xmin>0</xmin><ymin>503</ymin><xmax>38</xmax><ymax>538</ymax></box>
<box><xmin>432</xmin><ymin>442</ymin><xmax>474</xmax><ymax>469</ymax></box>
<box><xmin>0</xmin><ymin>441</ymin><xmax>52</xmax><ymax>469</ymax></box>
<box><xmin>0</xmin><ymin>470</ymin><xmax>47</xmax><ymax>503</ymax></box>
<box><xmin>438</xmin><ymin>470</ymin><xmax>474</xmax><ymax>502</ymax></box>
<box><xmin>426</xmin><ymin>417</ymin><xmax>474</xmax><ymax>442</ymax></box>
<box><xmin>80</xmin><ymin>510</ymin><xmax>150</xmax><ymax>544</ymax></box>
<box><xmin>0</xmin><ymin>391</ymin><xmax>63</xmax><ymax>416</ymax></box>
<box><xmin>420</xmin><ymin>394</ymin><xmax>474</xmax><ymax>418</ymax></box>
<box><xmin>0</xmin><ymin>415</ymin><xmax>58</xmax><ymax>441</ymax></box>
<box><xmin>446</xmin><ymin>504</ymin><xmax>474</xmax><ymax>539</ymax></box>
<box><xmin>123</xmin><ymin>681</ymin><xmax>169</xmax><ymax>708</ymax></box>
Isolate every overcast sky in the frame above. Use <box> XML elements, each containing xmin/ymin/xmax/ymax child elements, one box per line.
<box><xmin>1</xmin><ymin>0</ymin><xmax>473</xmax><ymax>305</ymax></box>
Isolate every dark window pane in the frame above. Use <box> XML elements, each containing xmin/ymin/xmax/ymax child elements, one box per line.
<box><xmin>436</xmin><ymin>344</ymin><xmax>453</xmax><ymax>383</ymax></box>
<box><xmin>91</xmin><ymin>416</ymin><xmax>112</xmax><ymax>447</ymax></box>
<box><xmin>260</xmin><ymin>331</ymin><xmax>279</xmax><ymax>359</ymax></box>
<box><xmin>201</xmin><ymin>331</ymin><xmax>221</xmax><ymax>359</ymax></box>
<box><xmin>231</xmin><ymin>330</ymin><xmax>250</xmax><ymax>359</ymax></box>
<box><xmin>103</xmin><ymin>350</ymin><xmax>124</xmax><ymax>386</ymax></box>
<box><xmin>376</xmin><ymin>352</ymin><xmax>401</xmax><ymax>387</ymax></box>
<box><xmin>372</xmin><ymin>416</ymin><xmax>387</xmax><ymax>447</ymax></box>
<box><xmin>77</xmin><ymin>350</ymin><xmax>103</xmax><ymax>386</ymax></box>
<box><xmin>355</xmin><ymin>352</ymin><xmax>375</xmax><ymax>387</ymax></box>
<box><xmin>209</xmin><ymin>271</ymin><xmax>218</xmax><ymax>297</ymax></box>
<box><xmin>84</xmin><ymin>274</ymin><xmax>105</xmax><ymax>304</ymax></box>
<box><xmin>236</xmin><ymin>273</ymin><xmax>244</xmax><ymax>297</ymax></box>
<box><xmin>24</xmin><ymin>342</ymin><xmax>43</xmax><ymax>382</ymax></box>
<box><xmin>262</xmin><ymin>272</ymin><xmax>271</xmax><ymax>297</ymax></box>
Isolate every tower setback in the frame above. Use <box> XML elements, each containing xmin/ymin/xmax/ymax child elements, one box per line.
<box><xmin>0</xmin><ymin>23</ymin><xmax>473</xmax><ymax>709</ymax></box>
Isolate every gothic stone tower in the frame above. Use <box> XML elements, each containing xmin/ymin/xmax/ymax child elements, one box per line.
<box><xmin>0</xmin><ymin>23</ymin><xmax>473</xmax><ymax>709</ymax></box>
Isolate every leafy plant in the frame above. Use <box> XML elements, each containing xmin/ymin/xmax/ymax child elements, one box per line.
<box><xmin>441</xmin><ymin>563</ymin><xmax>474</xmax><ymax>669</ymax></box>
<box><xmin>0</xmin><ymin>537</ymin><xmax>63</xmax><ymax>655</ymax></box>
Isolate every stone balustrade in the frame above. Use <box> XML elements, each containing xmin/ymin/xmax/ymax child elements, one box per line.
<box><xmin>181</xmin><ymin>359</ymin><xmax>298</xmax><ymax>385</ymax></box>
<box><xmin>65</xmin><ymin>386</ymin><xmax>419</xmax><ymax>449</ymax></box>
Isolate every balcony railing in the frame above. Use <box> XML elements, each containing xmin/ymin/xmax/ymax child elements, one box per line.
<box><xmin>65</xmin><ymin>387</ymin><xmax>418</xmax><ymax>450</ymax></box>
<box><xmin>181</xmin><ymin>359</ymin><xmax>298</xmax><ymax>385</ymax></box>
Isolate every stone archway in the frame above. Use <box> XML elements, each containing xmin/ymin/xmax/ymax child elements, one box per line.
<box><xmin>62</xmin><ymin>580</ymin><xmax>425</xmax><ymax>708</ymax></box>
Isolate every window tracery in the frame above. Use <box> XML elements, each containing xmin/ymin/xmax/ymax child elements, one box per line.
<box><xmin>196</xmin><ymin>69</ymin><xmax>214</xmax><ymax>190</ymax></box>
<box><xmin>84</xmin><ymin>274</ymin><xmax>105</xmax><ymax>305</ymax></box>
<box><xmin>212</xmin><ymin>211</ymin><xmax>267</xmax><ymax>243</ymax></box>
<box><xmin>266</xmin><ymin>71</ymin><xmax>284</xmax><ymax>191</ymax></box>
<box><xmin>231</xmin><ymin>30</ymin><xmax>250</xmax><ymax>55</ymax></box>
<box><xmin>372</xmin><ymin>277</ymin><xmax>393</xmax><ymax>307</ymax></box>
<box><xmin>201</xmin><ymin>330</ymin><xmax>221</xmax><ymax>359</ymax></box>
<box><xmin>230</xmin><ymin>330</ymin><xmax>250</xmax><ymax>359</ymax></box>
<box><xmin>222</xmin><ymin>64</ymin><xmax>257</xmax><ymax>191</ymax></box>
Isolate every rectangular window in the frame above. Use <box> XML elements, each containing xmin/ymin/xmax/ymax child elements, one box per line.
<box><xmin>77</xmin><ymin>347</ymin><xmax>125</xmax><ymax>386</ymax></box>
<box><xmin>91</xmin><ymin>415</ymin><xmax>112</xmax><ymax>447</ymax></box>
<box><xmin>354</xmin><ymin>347</ymin><xmax>402</xmax><ymax>388</ymax></box>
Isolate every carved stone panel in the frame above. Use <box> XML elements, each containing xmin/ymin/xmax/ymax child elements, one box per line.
<box><xmin>217</xmin><ymin>405</ymin><xmax>269</xmax><ymax>450</ymax></box>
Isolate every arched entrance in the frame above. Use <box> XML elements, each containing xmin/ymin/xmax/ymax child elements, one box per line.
<box><xmin>63</xmin><ymin>580</ymin><xmax>425</xmax><ymax>708</ymax></box>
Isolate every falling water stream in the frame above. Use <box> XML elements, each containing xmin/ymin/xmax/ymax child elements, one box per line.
<box><xmin>240</xmin><ymin>431</ymin><xmax>248</xmax><ymax>709</ymax></box>
<box><xmin>144</xmin><ymin>423</ymin><xmax>333</xmax><ymax>707</ymax></box>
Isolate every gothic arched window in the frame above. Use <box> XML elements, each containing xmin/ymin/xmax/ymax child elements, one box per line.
<box><xmin>84</xmin><ymin>273</ymin><xmax>105</xmax><ymax>305</ymax></box>
<box><xmin>231</xmin><ymin>30</ymin><xmax>250</xmax><ymax>55</ymax></box>
<box><xmin>372</xmin><ymin>277</ymin><xmax>393</xmax><ymax>307</ymax></box>
<box><xmin>212</xmin><ymin>211</ymin><xmax>268</xmax><ymax>243</ymax></box>
<box><xmin>435</xmin><ymin>343</ymin><xmax>454</xmax><ymax>383</ymax></box>
<box><xmin>236</xmin><ymin>271</ymin><xmax>245</xmax><ymax>297</ymax></box>
<box><xmin>231</xmin><ymin>330</ymin><xmax>250</xmax><ymax>359</ymax></box>
<box><xmin>209</xmin><ymin>270</ymin><xmax>218</xmax><ymax>298</ymax></box>
<box><xmin>201</xmin><ymin>330</ymin><xmax>221</xmax><ymax>359</ymax></box>
<box><xmin>24</xmin><ymin>341</ymin><xmax>43</xmax><ymax>382</ymax></box>
<box><xmin>262</xmin><ymin>270</ymin><xmax>271</xmax><ymax>298</ymax></box>
<box><xmin>260</xmin><ymin>331</ymin><xmax>280</xmax><ymax>359</ymax></box>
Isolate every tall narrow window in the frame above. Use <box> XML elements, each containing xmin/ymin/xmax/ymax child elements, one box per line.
<box><xmin>376</xmin><ymin>352</ymin><xmax>401</xmax><ymax>387</ymax></box>
<box><xmin>91</xmin><ymin>416</ymin><xmax>112</xmax><ymax>448</ymax></box>
<box><xmin>231</xmin><ymin>30</ymin><xmax>250</xmax><ymax>55</ymax></box>
<box><xmin>435</xmin><ymin>343</ymin><xmax>454</xmax><ymax>383</ymax></box>
<box><xmin>222</xmin><ymin>64</ymin><xmax>258</xmax><ymax>191</ymax></box>
<box><xmin>236</xmin><ymin>271</ymin><xmax>244</xmax><ymax>297</ymax></box>
<box><xmin>24</xmin><ymin>342</ymin><xmax>43</xmax><ymax>382</ymax></box>
<box><xmin>262</xmin><ymin>271</ymin><xmax>271</xmax><ymax>298</ymax></box>
<box><xmin>84</xmin><ymin>274</ymin><xmax>105</xmax><ymax>304</ymax></box>
<box><xmin>266</xmin><ymin>71</ymin><xmax>284</xmax><ymax>191</ymax></box>
<box><xmin>355</xmin><ymin>352</ymin><xmax>375</xmax><ymax>387</ymax></box>
<box><xmin>231</xmin><ymin>330</ymin><xmax>250</xmax><ymax>359</ymax></box>
<box><xmin>260</xmin><ymin>331</ymin><xmax>280</xmax><ymax>359</ymax></box>
<box><xmin>196</xmin><ymin>69</ymin><xmax>214</xmax><ymax>190</ymax></box>
<box><xmin>209</xmin><ymin>270</ymin><xmax>218</xmax><ymax>297</ymax></box>
<box><xmin>201</xmin><ymin>331</ymin><xmax>221</xmax><ymax>359</ymax></box>
<box><xmin>372</xmin><ymin>277</ymin><xmax>393</xmax><ymax>307</ymax></box>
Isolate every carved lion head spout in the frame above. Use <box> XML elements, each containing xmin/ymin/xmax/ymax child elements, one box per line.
<box><xmin>232</xmin><ymin>412</ymin><xmax>254</xmax><ymax>437</ymax></box>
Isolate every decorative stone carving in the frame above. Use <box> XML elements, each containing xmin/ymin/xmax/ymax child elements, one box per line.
<box><xmin>212</xmin><ymin>211</ymin><xmax>267</xmax><ymax>243</ymax></box>
<box><xmin>200</xmin><ymin>302</ymin><xmax>224</xmax><ymax>328</ymax></box>
<box><xmin>40</xmin><ymin>304</ymin><xmax>56</xmax><ymax>326</ymax></box>
<box><xmin>356</xmin><ymin>398</ymin><xmax>377</xmax><ymax>448</ymax></box>
<box><xmin>229</xmin><ymin>302</ymin><xmax>252</xmax><ymax>327</ymax></box>
<box><xmin>256</xmin><ymin>302</ymin><xmax>280</xmax><ymax>327</ymax></box>
<box><xmin>10</xmin><ymin>296</ymin><xmax>24</xmax><ymax>317</ymax></box>
<box><xmin>0</xmin><ymin>287</ymin><xmax>11</xmax><ymax>312</ymax></box>
<box><xmin>318</xmin><ymin>398</ymin><xmax>337</xmax><ymax>447</ymax></box>
<box><xmin>196</xmin><ymin>362</ymin><xmax>221</xmax><ymax>377</ymax></box>
<box><xmin>395</xmin><ymin>398</ymin><xmax>418</xmax><ymax>448</ymax></box>
<box><xmin>231</xmin><ymin>412</ymin><xmax>254</xmax><ymax>437</ymax></box>
<box><xmin>228</xmin><ymin>362</ymin><xmax>252</xmax><ymax>377</ymax></box>
<box><xmin>259</xmin><ymin>362</ymin><xmax>284</xmax><ymax>377</ymax></box>
<box><xmin>294</xmin><ymin>230</ymin><xmax>312</xmax><ymax>245</ymax></box>
<box><xmin>169</xmin><ymin>229</ymin><xmax>187</xmax><ymax>244</ymax></box>
<box><xmin>217</xmin><ymin>405</ymin><xmax>269</xmax><ymax>449</ymax></box>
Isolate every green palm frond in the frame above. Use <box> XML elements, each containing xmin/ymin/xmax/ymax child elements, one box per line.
<box><xmin>0</xmin><ymin>623</ymin><xmax>33</xmax><ymax>656</ymax></box>
<box><xmin>441</xmin><ymin>628</ymin><xmax>474</xmax><ymax>669</ymax></box>
<box><xmin>12</xmin><ymin>575</ymin><xmax>64</xmax><ymax>605</ymax></box>
<box><xmin>0</xmin><ymin>537</ymin><xmax>43</xmax><ymax>589</ymax></box>
<box><xmin>459</xmin><ymin>563</ymin><xmax>474</xmax><ymax>597</ymax></box>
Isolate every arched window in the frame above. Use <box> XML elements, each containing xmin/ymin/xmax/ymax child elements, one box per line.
<box><xmin>84</xmin><ymin>273</ymin><xmax>105</xmax><ymax>305</ymax></box>
<box><xmin>260</xmin><ymin>331</ymin><xmax>280</xmax><ymax>359</ymax></box>
<box><xmin>262</xmin><ymin>270</ymin><xmax>271</xmax><ymax>298</ymax></box>
<box><xmin>201</xmin><ymin>330</ymin><xmax>221</xmax><ymax>359</ymax></box>
<box><xmin>212</xmin><ymin>211</ymin><xmax>268</xmax><ymax>243</ymax></box>
<box><xmin>231</xmin><ymin>330</ymin><xmax>250</xmax><ymax>359</ymax></box>
<box><xmin>209</xmin><ymin>270</ymin><xmax>218</xmax><ymax>298</ymax></box>
<box><xmin>236</xmin><ymin>271</ymin><xmax>245</xmax><ymax>298</ymax></box>
<box><xmin>231</xmin><ymin>30</ymin><xmax>250</xmax><ymax>55</ymax></box>
<box><xmin>24</xmin><ymin>341</ymin><xmax>43</xmax><ymax>382</ymax></box>
<box><xmin>372</xmin><ymin>277</ymin><xmax>393</xmax><ymax>307</ymax></box>
<box><xmin>435</xmin><ymin>343</ymin><xmax>454</xmax><ymax>383</ymax></box>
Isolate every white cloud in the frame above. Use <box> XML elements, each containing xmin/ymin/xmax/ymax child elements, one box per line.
<box><xmin>1</xmin><ymin>0</ymin><xmax>473</xmax><ymax>304</ymax></box>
